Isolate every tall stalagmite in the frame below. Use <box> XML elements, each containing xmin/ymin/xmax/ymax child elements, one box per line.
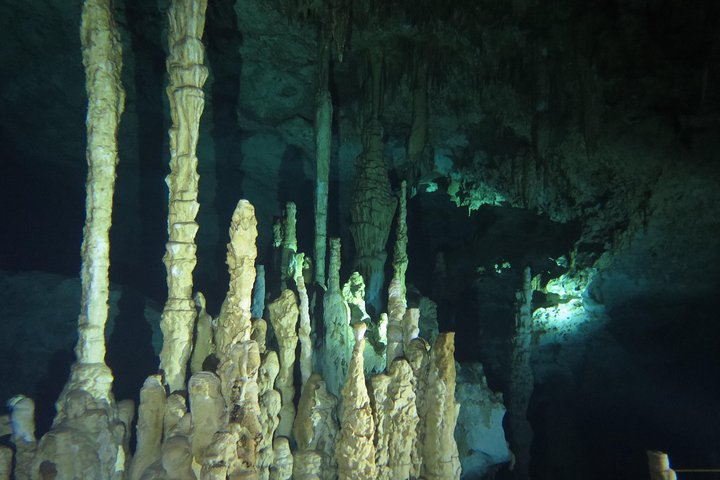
<box><xmin>322</xmin><ymin>238</ymin><xmax>353</xmax><ymax>397</ymax></box>
<box><xmin>61</xmin><ymin>0</ymin><xmax>125</xmax><ymax>407</ymax></box>
<box><xmin>387</xmin><ymin>181</ymin><xmax>408</xmax><ymax>365</ymax></box>
<box><xmin>128</xmin><ymin>375</ymin><xmax>166</xmax><ymax>480</ymax></box>
<box><xmin>159</xmin><ymin>0</ymin><xmax>209</xmax><ymax>392</ymax></box>
<box><xmin>350</xmin><ymin>119</ymin><xmax>397</xmax><ymax>314</ymax></box>
<box><xmin>268</xmin><ymin>289</ymin><xmax>300</xmax><ymax>438</ymax></box>
<box><xmin>294</xmin><ymin>253</ymin><xmax>314</xmax><ymax>388</ymax></box>
<box><xmin>336</xmin><ymin>323</ymin><xmax>376</xmax><ymax>480</ymax></box>
<box><xmin>421</xmin><ymin>333</ymin><xmax>462</xmax><ymax>480</ymax></box>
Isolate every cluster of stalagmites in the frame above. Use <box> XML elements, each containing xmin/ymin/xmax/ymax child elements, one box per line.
<box><xmin>1</xmin><ymin>198</ymin><xmax>461</xmax><ymax>480</ymax></box>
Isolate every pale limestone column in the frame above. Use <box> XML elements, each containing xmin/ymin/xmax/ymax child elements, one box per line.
<box><xmin>163</xmin><ymin>393</ymin><xmax>188</xmax><ymax>439</ymax></box>
<box><xmin>215</xmin><ymin>200</ymin><xmax>258</xmax><ymax>358</ymax></box>
<box><xmin>402</xmin><ymin>307</ymin><xmax>420</xmax><ymax>352</ymax></box>
<box><xmin>314</xmin><ymin>88</ymin><xmax>332</xmax><ymax>287</ymax></box>
<box><xmin>130</xmin><ymin>378</ymin><xmax>165</xmax><ymax>480</ymax></box>
<box><xmin>294</xmin><ymin>253</ymin><xmax>314</xmax><ymax>387</ymax></box>
<box><xmin>386</xmin><ymin>181</ymin><xmax>408</xmax><ymax>365</ymax></box>
<box><xmin>7</xmin><ymin>396</ymin><xmax>35</xmax><ymax>480</ymax></box>
<box><xmin>190</xmin><ymin>292</ymin><xmax>214</xmax><ymax>374</ymax></box>
<box><xmin>405</xmin><ymin>337</ymin><xmax>431</xmax><ymax>477</ymax></box>
<box><xmin>293</xmin><ymin>373</ymin><xmax>338</xmax><ymax>480</ymax></box>
<box><xmin>280</xmin><ymin>202</ymin><xmax>298</xmax><ymax>289</ymax></box>
<box><xmin>159</xmin><ymin>0</ymin><xmax>209</xmax><ymax>392</ymax></box>
<box><xmin>268</xmin><ymin>289</ymin><xmax>299</xmax><ymax>438</ymax></box>
<box><xmin>65</xmin><ymin>0</ymin><xmax>125</xmax><ymax>406</ymax></box>
<box><xmin>421</xmin><ymin>333</ymin><xmax>461</xmax><ymax>480</ymax></box>
<box><xmin>370</xmin><ymin>359</ymin><xmax>418</xmax><ymax>480</ymax></box>
<box><xmin>269</xmin><ymin>437</ymin><xmax>293</xmax><ymax>480</ymax></box>
<box><xmin>322</xmin><ymin>238</ymin><xmax>353</xmax><ymax>397</ymax></box>
<box><xmin>293</xmin><ymin>450</ymin><xmax>323</xmax><ymax>480</ymax></box>
<box><xmin>257</xmin><ymin>351</ymin><xmax>281</xmax><ymax>480</ymax></box>
<box><xmin>188</xmin><ymin>372</ymin><xmax>225</xmax><ymax>463</ymax></box>
<box><xmin>336</xmin><ymin>323</ymin><xmax>376</xmax><ymax>480</ymax></box>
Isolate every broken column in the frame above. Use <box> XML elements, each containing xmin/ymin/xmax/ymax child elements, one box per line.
<box><xmin>336</xmin><ymin>323</ymin><xmax>376</xmax><ymax>480</ymax></box>
<box><xmin>350</xmin><ymin>119</ymin><xmax>397</xmax><ymax>314</ymax></box>
<box><xmin>268</xmin><ymin>289</ymin><xmax>300</xmax><ymax>438</ymax></box>
<box><xmin>158</xmin><ymin>0</ymin><xmax>209</xmax><ymax>392</ymax></box>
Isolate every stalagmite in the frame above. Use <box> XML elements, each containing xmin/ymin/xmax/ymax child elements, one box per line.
<box><xmin>322</xmin><ymin>238</ymin><xmax>353</xmax><ymax>397</ymax></box>
<box><xmin>190</xmin><ymin>292</ymin><xmax>214</xmax><ymax>375</ymax></box>
<box><xmin>402</xmin><ymin>307</ymin><xmax>420</xmax><ymax>353</ymax></box>
<box><xmin>405</xmin><ymin>337</ymin><xmax>431</xmax><ymax>478</ymax></box>
<box><xmin>292</xmin><ymin>451</ymin><xmax>323</xmax><ymax>480</ymax></box>
<box><xmin>216</xmin><ymin>200</ymin><xmax>258</xmax><ymax>358</ymax></box>
<box><xmin>129</xmin><ymin>375</ymin><xmax>167</xmax><ymax>480</ymax></box>
<box><xmin>158</xmin><ymin>0</ymin><xmax>209</xmax><ymax>392</ymax></box>
<box><xmin>350</xmin><ymin>119</ymin><xmax>397</xmax><ymax>314</ymax></box>
<box><xmin>268</xmin><ymin>289</ymin><xmax>299</xmax><ymax>438</ymax></box>
<box><xmin>508</xmin><ymin>266</ymin><xmax>534</xmax><ymax>480</ymax></box>
<box><xmin>252</xmin><ymin>318</ymin><xmax>269</xmax><ymax>354</ymax></box>
<box><xmin>314</xmin><ymin>88</ymin><xmax>332</xmax><ymax>288</ymax></box>
<box><xmin>7</xmin><ymin>395</ymin><xmax>36</xmax><ymax>480</ymax></box>
<box><xmin>188</xmin><ymin>372</ymin><xmax>225</xmax><ymax>463</ymax></box>
<box><xmin>370</xmin><ymin>359</ymin><xmax>418</xmax><ymax>480</ymax></box>
<box><xmin>421</xmin><ymin>333</ymin><xmax>461</xmax><ymax>480</ymax></box>
<box><xmin>294</xmin><ymin>253</ymin><xmax>314</xmax><ymax>387</ymax></box>
<box><xmin>336</xmin><ymin>323</ymin><xmax>376</xmax><ymax>480</ymax></box>
<box><xmin>387</xmin><ymin>181</ymin><xmax>408</xmax><ymax>365</ymax></box>
<box><xmin>258</xmin><ymin>350</ymin><xmax>281</xmax><ymax>480</ymax></box>
<box><xmin>61</xmin><ymin>0</ymin><xmax>125</xmax><ymax>408</ymax></box>
<box><xmin>269</xmin><ymin>438</ymin><xmax>293</xmax><ymax>480</ymax></box>
<box><xmin>293</xmin><ymin>373</ymin><xmax>339</xmax><ymax>480</ymax></box>
<box><xmin>163</xmin><ymin>393</ymin><xmax>188</xmax><ymax>438</ymax></box>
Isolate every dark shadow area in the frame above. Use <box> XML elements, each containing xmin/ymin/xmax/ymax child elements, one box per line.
<box><xmin>204</xmin><ymin>0</ymin><xmax>243</xmax><ymax>310</ymax></box>
<box><xmin>34</xmin><ymin>350</ymin><xmax>74</xmax><ymax>436</ymax></box>
<box><xmin>106</xmin><ymin>287</ymin><xmax>158</xmax><ymax>405</ymax></box>
<box><xmin>278</xmin><ymin>145</ymin><xmax>315</xmax><ymax>254</ymax></box>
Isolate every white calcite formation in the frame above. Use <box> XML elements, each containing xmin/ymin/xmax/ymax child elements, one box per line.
<box><xmin>387</xmin><ymin>181</ymin><xmax>409</xmax><ymax>365</ymax></box>
<box><xmin>159</xmin><ymin>0</ymin><xmax>209</xmax><ymax>392</ymax></box>
<box><xmin>258</xmin><ymin>350</ymin><xmax>281</xmax><ymax>479</ymax></box>
<box><xmin>129</xmin><ymin>376</ymin><xmax>166</xmax><ymax>480</ymax></box>
<box><xmin>293</xmin><ymin>253</ymin><xmax>314</xmax><ymax>388</ymax></box>
<box><xmin>336</xmin><ymin>323</ymin><xmax>377</xmax><ymax>480</ymax></box>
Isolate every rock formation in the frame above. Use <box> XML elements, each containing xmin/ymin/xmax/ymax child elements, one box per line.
<box><xmin>190</xmin><ymin>292</ymin><xmax>214</xmax><ymax>375</ymax></box>
<box><xmin>129</xmin><ymin>376</ymin><xmax>167</xmax><ymax>480</ymax></box>
<box><xmin>350</xmin><ymin>119</ymin><xmax>397</xmax><ymax>314</ymax></box>
<box><xmin>335</xmin><ymin>323</ymin><xmax>376</xmax><ymax>480</ymax></box>
<box><xmin>294</xmin><ymin>253</ymin><xmax>314</xmax><ymax>388</ymax></box>
<box><xmin>158</xmin><ymin>0</ymin><xmax>209</xmax><ymax>392</ymax></box>
<box><xmin>314</xmin><ymin>88</ymin><xmax>332</xmax><ymax>288</ymax></box>
<box><xmin>268</xmin><ymin>289</ymin><xmax>300</xmax><ymax>438</ymax></box>
<box><xmin>387</xmin><ymin>181</ymin><xmax>409</xmax><ymax>365</ymax></box>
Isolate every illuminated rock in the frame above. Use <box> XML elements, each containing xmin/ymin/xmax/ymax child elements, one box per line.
<box><xmin>159</xmin><ymin>0</ymin><xmax>209</xmax><ymax>392</ymax></box>
<box><xmin>188</xmin><ymin>372</ymin><xmax>225</xmax><ymax>464</ymax></box>
<box><xmin>268</xmin><ymin>289</ymin><xmax>299</xmax><ymax>438</ymax></box>
<box><xmin>386</xmin><ymin>181</ymin><xmax>408</xmax><ymax>365</ymax></box>
<box><xmin>293</xmin><ymin>253</ymin><xmax>314</xmax><ymax>387</ymax></box>
<box><xmin>190</xmin><ymin>292</ymin><xmax>214</xmax><ymax>375</ymax></box>
<box><xmin>129</xmin><ymin>375</ymin><xmax>166</xmax><ymax>480</ymax></box>
<box><xmin>336</xmin><ymin>323</ymin><xmax>376</xmax><ymax>480</ymax></box>
<box><xmin>258</xmin><ymin>351</ymin><xmax>281</xmax><ymax>480</ymax></box>
<box><xmin>269</xmin><ymin>437</ymin><xmax>293</xmax><ymax>480</ymax></box>
<box><xmin>7</xmin><ymin>395</ymin><xmax>36</xmax><ymax>480</ymax></box>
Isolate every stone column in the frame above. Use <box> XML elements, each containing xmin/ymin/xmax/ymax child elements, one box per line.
<box><xmin>159</xmin><ymin>0</ymin><xmax>209</xmax><ymax>392</ymax></box>
<box><xmin>314</xmin><ymin>89</ymin><xmax>332</xmax><ymax>287</ymax></box>
<box><xmin>268</xmin><ymin>289</ymin><xmax>299</xmax><ymax>438</ymax></box>
<box><xmin>294</xmin><ymin>253</ymin><xmax>314</xmax><ymax>388</ymax></box>
<box><xmin>129</xmin><ymin>376</ymin><xmax>167</xmax><ymax>480</ymax></box>
<box><xmin>387</xmin><ymin>181</ymin><xmax>408</xmax><ymax>365</ymax></box>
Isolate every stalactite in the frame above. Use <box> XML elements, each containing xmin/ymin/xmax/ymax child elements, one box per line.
<box><xmin>129</xmin><ymin>375</ymin><xmax>167</xmax><ymax>480</ymax></box>
<box><xmin>322</xmin><ymin>238</ymin><xmax>353</xmax><ymax>397</ymax></box>
<box><xmin>421</xmin><ymin>333</ymin><xmax>461</xmax><ymax>480</ymax></box>
<box><xmin>268</xmin><ymin>289</ymin><xmax>300</xmax><ymax>438</ymax></box>
<box><xmin>190</xmin><ymin>292</ymin><xmax>214</xmax><ymax>375</ymax></box>
<box><xmin>159</xmin><ymin>0</ymin><xmax>209</xmax><ymax>392</ymax></box>
<box><xmin>350</xmin><ymin>119</ymin><xmax>397</xmax><ymax>314</ymax></box>
<box><xmin>387</xmin><ymin>181</ymin><xmax>408</xmax><ymax>365</ymax></box>
<box><xmin>293</xmin><ymin>373</ymin><xmax>339</xmax><ymax>480</ymax></box>
<box><xmin>294</xmin><ymin>253</ymin><xmax>314</xmax><ymax>387</ymax></box>
<box><xmin>336</xmin><ymin>323</ymin><xmax>377</xmax><ymax>480</ymax></box>
<box><xmin>314</xmin><ymin>88</ymin><xmax>332</xmax><ymax>288</ymax></box>
<box><xmin>508</xmin><ymin>266</ymin><xmax>534</xmax><ymax>480</ymax></box>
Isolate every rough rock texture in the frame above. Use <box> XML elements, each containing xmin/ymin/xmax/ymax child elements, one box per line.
<box><xmin>336</xmin><ymin>323</ymin><xmax>376</xmax><ymax>480</ymax></box>
<box><xmin>421</xmin><ymin>333</ymin><xmax>461</xmax><ymax>480</ymax></box>
<box><xmin>293</xmin><ymin>253</ymin><xmax>314</xmax><ymax>388</ymax></box>
<box><xmin>7</xmin><ymin>395</ymin><xmax>36</xmax><ymax>480</ymax></box>
<box><xmin>62</xmin><ymin>0</ymin><xmax>125</xmax><ymax>407</ymax></box>
<box><xmin>279</xmin><ymin>202</ymin><xmax>298</xmax><ymax>289</ymax></box>
<box><xmin>269</xmin><ymin>437</ymin><xmax>293</xmax><ymax>480</ymax></box>
<box><xmin>322</xmin><ymin>238</ymin><xmax>353</xmax><ymax>397</ymax></box>
<box><xmin>190</xmin><ymin>292</ymin><xmax>214</xmax><ymax>375</ymax></box>
<box><xmin>257</xmin><ymin>351</ymin><xmax>281</xmax><ymax>480</ymax></box>
<box><xmin>129</xmin><ymin>375</ymin><xmax>166</xmax><ymax>480</ymax></box>
<box><xmin>293</xmin><ymin>373</ymin><xmax>338</xmax><ymax>480</ymax></box>
<box><xmin>455</xmin><ymin>363</ymin><xmax>511</xmax><ymax>477</ymax></box>
<box><xmin>370</xmin><ymin>359</ymin><xmax>418</xmax><ymax>480</ymax></box>
<box><xmin>350</xmin><ymin>119</ymin><xmax>398</xmax><ymax>314</ymax></box>
<box><xmin>216</xmin><ymin>200</ymin><xmax>258</xmax><ymax>357</ymax></box>
<box><xmin>158</xmin><ymin>0</ymin><xmax>209</xmax><ymax>393</ymax></box>
<box><xmin>386</xmin><ymin>181</ymin><xmax>409</xmax><ymax>366</ymax></box>
<box><xmin>405</xmin><ymin>337</ymin><xmax>431</xmax><ymax>478</ymax></box>
<box><xmin>187</xmin><ymin>372</ymin><xmax>225</xmax><ymax>464</ymax></box>
<box><xmin>267</xmin><ymin>289</ymin><xmax>299</xmax><ymax>438</ymax></box>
